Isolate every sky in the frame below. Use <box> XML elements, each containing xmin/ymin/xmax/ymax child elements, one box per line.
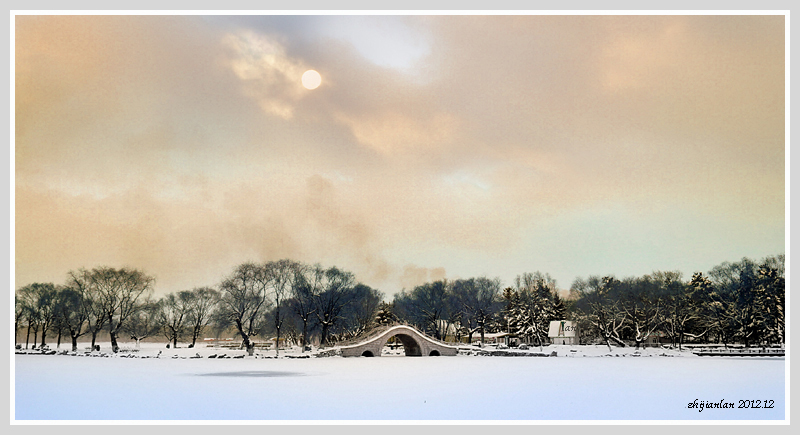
<box><xmin>13</xmin><ymin>14</ymin><xmax>786</xmax><ymax>299</ymax></box>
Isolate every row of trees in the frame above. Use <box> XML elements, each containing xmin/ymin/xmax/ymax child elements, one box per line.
<box><xmin>218</xmin><ymin>260</ymin><xmax>382</xmax><ymax>355</ymax></box>
<box><xmin>571</xmin><ymin>255</ymin><xmax>785</xmax><ymax>350</ymax></box>
<box><xmin>389</xmin><ymin>256</ymin><xmax>784</xmax><ymax>350</ymax></box>
<box><xmin>14</xmin><ymin>267</ymin><xmax>217</xmax><ymax>353</ymax></box>
<box><xmin>16</xmin><ymin>254</ymin><xmax>785</xmax><ymax>353</ymax></box>
<box><xmin>15</xmin><ymin>260</ymin><xmax>382</xmax><ymax>355</ymax></box>
<box><xmin>391</xmin><ymin>272</ymin><xmax>566</xmax><ymax>347</ymax></box>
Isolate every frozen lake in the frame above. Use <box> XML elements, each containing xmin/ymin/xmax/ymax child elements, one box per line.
<box><xmin>13</xmin><ymin>347</ymin><xmax>785</xmax><ymax>421</ymax></box>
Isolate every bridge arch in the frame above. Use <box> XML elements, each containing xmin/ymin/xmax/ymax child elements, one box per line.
<box><xmin>380</xmin><ymin>333</ymin><xmax>422</xmax><ymax>356</ymax></box>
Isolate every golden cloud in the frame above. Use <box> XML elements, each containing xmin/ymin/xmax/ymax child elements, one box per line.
<box><xmin>222</xmin><ymin>30</ymin><xmax>309</xmax><ymax>119</ymax></box>
<box><xmin>336</xmin><ymin>110</ymin><xmax>459</xmax><ymax>157</ymax></box>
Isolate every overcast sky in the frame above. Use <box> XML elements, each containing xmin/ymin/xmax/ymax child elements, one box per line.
<box><xmin>14</xmin><ymin>14</ymin><xmax>785</xmax><ymax>298</ymax></box>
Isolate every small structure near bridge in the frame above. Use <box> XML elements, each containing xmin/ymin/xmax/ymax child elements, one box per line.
<box><xmin>548</xmin><ymin>320</ymin><xmax>579</xmax><ymax>345</ymax></box>
<box><xmin>339</xmin><ymin>325</ymin><xmax>459</xmax><ymax>357</ymax></box>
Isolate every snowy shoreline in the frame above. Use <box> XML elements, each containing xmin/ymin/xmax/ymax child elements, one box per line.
<box><xmin>14</xmin><ymin>342</ymin><xmax>782</xmax><ymax>360</ymax></box>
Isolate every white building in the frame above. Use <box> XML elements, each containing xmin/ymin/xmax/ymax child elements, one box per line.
<box><xmin>548</xmin><ymin>320</ymin><xmax>579</xmax><ymax>345</ymax></box>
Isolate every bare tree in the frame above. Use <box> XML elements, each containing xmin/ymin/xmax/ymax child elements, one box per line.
<box><xmin>290</xmin><ymin>263</ymin><xmax>321</xmax><ymax>351</ymax></box>
<box><xmin>620</xmin><ymin>275</ymin><xmax>666</xmax><ymax>349</ymax></box>
<box><xmin>265</xmin><ymin>259</ymin><xmax>299</xmax><ymax>356</ymax></box>
<box><xmin>124</xmin><ymin>298</ymin><xmax>161</xmax><ymax>348</ymax></box>
<box><xmin>14</xmin><ymin>294</ymin><xmax>25</xmax><ymax>347</ymax></box>
<box><xmin>339</xmin><ymin>283</ymin><xmax>383</xmax><ymax>338</ymax></box>
<box><xmin>17</xmin><ymin>285</ymin><xmax>41</xmax><ymax>349</ymax></box>
<box><xmin>158</xmin><ymin>292</ymin><xmax>191</xmax><ymax>348</ymax></box>
<box><xmin>184</xmin><ymin>287</ymin><xmax>220</xmax><ymax>347</ymax></box>
<box><xmin>573</xmin><ymin>276</ymin><xmax>628</xmax><ymax>351</ymax></box>
<box><xmin>393</xmin><ymin>280</ymin><xmax>452</xmax><ymax>340</ymax></box>
<box><xmin>218</xmin><ymin>263</ymin><xmax>272</xmax><ymax>356</ymax></box>
<box><xmin>314</xmin><ymin>266</ymin><xmax>356</xmax><ymax>346</ymax></box>
<box><xmin>709</xmin><ymin>259</ymin><xmax>759</xmax><ymax>347</ymax></box>
<box><xmin>453</xmin><ymin>277</ymin><xmax>502</xmax><ymax>345</ymax></box>
<box><xmin>662</xmin><ymin>272</ymin><xmax>707</xmax><ymax>350</ymax></box>
<box><xmin>85</xmin><ymin>267</ymin><xmax>155</xmax><ymax>353</ymax></box>
<box><xmin>36</xmin><ymin>284</ymin><xmax>58</xmax><ymax>348</ymax></box>
<box><xmin>68</xmin><ymin>270</ymin><xmax>107</xmax><ymax>351</ymax></box>
<box><xmin>53</xmin><ymin>285</ymin><xmax>90</xmax><ymax>351</ymax></box>
<box><xmin>16</xmin><ymin>283</ymin><xmax>59</xmax><ymax>349</ymax></box>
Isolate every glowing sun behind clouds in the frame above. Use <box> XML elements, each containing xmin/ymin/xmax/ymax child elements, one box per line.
<box><xmin>302</xmin><ymin>69</ymin><xmax>321</xmax><ymax>89</ymax></box>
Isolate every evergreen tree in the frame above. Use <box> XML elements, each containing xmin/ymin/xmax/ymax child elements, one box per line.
<box><xmin>754</xmin><ymin>255</ymin><xmax>785</xmax><ymax>346</ymax></box>
<box><xmin>512</xmin><ymin>272</ymin><xmax>558</xmax><ymax>347</ymax></box>
<box><xmin>551</xmin><ymin>291</ymin><xmax>566</xmax><ymax>321</ymax></box>
<box><xmin>375</xmin><ymin>301</ymin><xmax>396</xmax><ymax>326</ymax></box>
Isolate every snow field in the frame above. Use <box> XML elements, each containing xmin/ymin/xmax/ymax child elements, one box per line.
<box><xmin>13</xmin><ymin>343</ymin><xmax>785</xmax><ymax>421</ymax></box>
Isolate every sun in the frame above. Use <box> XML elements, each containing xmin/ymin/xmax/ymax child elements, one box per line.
<box><xmin>302</xmin><ymin>70</ymin><xmax>322</xmax><ymax>90</ymax></box>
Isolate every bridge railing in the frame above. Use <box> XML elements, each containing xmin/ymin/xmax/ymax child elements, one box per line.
<box><xmin>334</xmin><ymin>324</ymin><xmax>395</xmax><ymax>348</ymax></box>
<box><xmin>415</xmin><ymin>329</ymin><xmax>462</xmax><ymax>348</ymax></box>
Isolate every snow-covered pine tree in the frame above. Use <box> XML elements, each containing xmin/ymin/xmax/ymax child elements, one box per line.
<box><xmin>375</xmin><ymin>301</ymin><xmax>396</xmax><ymax>326</ymax></box>
<box><xmin>754</xmin><ymin>255</ymin><xmax>785</xmax><ymax>346</ymax></box>
<box><xmin>551</xmin><ymin>290</ymin><xmax>566</xmax><ymax>321</ymax></box>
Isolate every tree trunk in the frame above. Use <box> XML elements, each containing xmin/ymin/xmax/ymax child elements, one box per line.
<box><xmin>91</xmin><ymin>330</ymin><xmax>98</xmax><ymax>350</ymax></box>
<box><xmin>56</xmin><ymin>330</ymin><xmax>62</xmax><ymax>349</ymax></box>
<box><xmin>191</xmin><ymin>327</ymin><xmax>199</xmax><ymax>348</ymax></box>
<box><xmin>173</xmin><ymin>336</ymin><xmax>178</xmax><ymax>349</ymax></box>
<box><xmin>602</xmin><ymin>334</ymin><xmax>613</xmax><ymax>352</ymax></box>
<box><xmin>25</xmin><ymin>325</ymin><xmax>31</xmax><ymax>349</ymax></box>
<box><xmin>301</xmin><ymin>320</ymin><xmax>308</xmax><ymax>352</ymax></box>
<box><xmin>71</xmin><ymin>334</ymin><xmax>78</xmax><ymax>352</ymax></box>
<box><xmin>110</xmin><ymin>330</ymin><xmax>119</xmax><ymax>353</ymax></box>
<box><xmin>320</xmin><ymin>322</ymin><xmax>330</xmax><ymax>347</ymax></box>
<box><xmin>276</xmin><ymin>328</ymin><xmax>281</xmax><ymax>357</ymax></box>
<box><xmin>108</xmin><ymin>313</ymin><xmax>120</xmax><ymax>352</ymax></box>
<box><xmin>234</xmin><ymin>319</ymin><xmax>254</xmax><ymax>356</ymax></box>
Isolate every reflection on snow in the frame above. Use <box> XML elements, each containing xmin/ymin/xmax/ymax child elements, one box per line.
<box><xmin>198</xmin><ymin>371</ymin><xmax>305</xmax><ymax>377</ymax></box>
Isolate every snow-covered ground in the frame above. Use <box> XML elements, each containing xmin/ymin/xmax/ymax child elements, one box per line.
<box><xmin>13</xmin><ymin>342</ymin><xmax>785</xmax><ymax>421</ymax></box>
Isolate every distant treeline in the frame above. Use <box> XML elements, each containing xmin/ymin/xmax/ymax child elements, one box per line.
<box><xmin>392</xmin><ymin>255</ymin><xmax>784</xmax><ymax>350</ymax></box>
<box><xmin>15</xmin><ymin>255</ymin><xmax>784</xmax><ymax>353</ymax></box>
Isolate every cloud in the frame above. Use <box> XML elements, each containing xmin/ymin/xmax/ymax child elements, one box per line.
<box><xmin>399</xmin><ymin>265</ymin><xmax>447</xmax><ymax>291</ymax></box>
<box><xmin>336</xmin><ymin>110</ymin><xmax>459</xmax><ymax>157</ymax></box>
<box><xmin>599</xmin><ymin>18</ymin><xmax>688</xmax><ymax>92</ymax></box>
<box><xmin>14</xmin><ymin>15</ymin><xmax>784</xmax><ymax>298</ymax></box>
<box><xmin>222</xmin><ymin>30</ymin><xmax>310</xmax><ymax>119</ymax></box>
<box><xmin>315</xmin><ymin>16</ymin><xmax>431</xmax><ymax>72</ymax></box>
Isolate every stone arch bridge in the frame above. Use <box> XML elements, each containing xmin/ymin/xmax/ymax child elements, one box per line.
<box><xmin>339</xmin><ymin>325</ymin><xmax>459</xmax><ymax>357</ymax></box>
